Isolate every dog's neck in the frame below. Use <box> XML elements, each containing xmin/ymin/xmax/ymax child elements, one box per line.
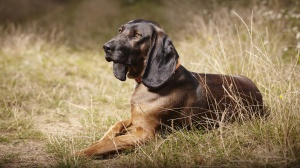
<box><xmin>135</xmin><ymin>60</ymin><xmax>181</xmax><ymax>84</ymax></box>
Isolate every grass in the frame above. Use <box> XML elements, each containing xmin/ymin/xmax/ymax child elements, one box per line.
<box><xmin>0</xmin><ymin>0</ymin><xmax>299</xmax><ymax>167</ymax></box>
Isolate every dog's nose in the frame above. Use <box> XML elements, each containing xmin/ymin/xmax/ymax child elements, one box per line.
<box><xmin>103</xmin><ymin>43</ymin><xmax>113</xmax><ymax>53</ymax></box>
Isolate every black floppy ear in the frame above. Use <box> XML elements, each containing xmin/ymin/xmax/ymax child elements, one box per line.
<box><xmin>142</xmin><ymin>32</ymin><xmax>179</xmax><ymax>89</ymax></box>
<box><xmin>113</xmin><ymin>63</ymin><xmax>128</xmax><ymax>81</ymax></box>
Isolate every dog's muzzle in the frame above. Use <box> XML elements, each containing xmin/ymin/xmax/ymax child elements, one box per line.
<box><xmin>103</xmin><ymin>43</ymin><xmax>114</xmax><ymax>62</ymax></box>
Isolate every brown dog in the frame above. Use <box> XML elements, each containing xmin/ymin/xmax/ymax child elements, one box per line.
<box><xmin>75</xmin><ymin>19</ymin><xmax>263</xmax><ymax>157</ymax></box>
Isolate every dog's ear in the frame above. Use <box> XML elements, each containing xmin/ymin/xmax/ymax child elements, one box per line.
<box><xmin>142</xmin><ymin>32</ymin><xmax>179</xmax><ymax>89</ymax></box>
<box><xmin>113</xmin><ymin>63</ymin><xmax>128</xmax><ymax>81</ymax></box>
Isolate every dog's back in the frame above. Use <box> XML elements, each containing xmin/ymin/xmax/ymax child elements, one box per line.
<box><xmin>192</xmin><ymin>73</ymin><xmax>264</xmax><ymax>124</ymax></box>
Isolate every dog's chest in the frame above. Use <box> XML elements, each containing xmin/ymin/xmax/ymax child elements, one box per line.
<box><xmin>131</xmin><ymin>84</ymin><xmax>179</xmax><ymax>112</ymax></box>
<box><xmin>132</xmin><ymin>84</ymin><xmax>166</xmax><ymax>106</ymax></box>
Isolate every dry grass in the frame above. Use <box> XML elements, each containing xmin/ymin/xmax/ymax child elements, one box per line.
<box><xmin>0</xmin><ymin>0</ymin><xmax>299</xmax><ymax>167</ymax></box>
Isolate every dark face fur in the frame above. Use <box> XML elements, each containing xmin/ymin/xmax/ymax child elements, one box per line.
<box><xmin>103</xmin><ymin>20</ymin><xmax>156</xmax><ymax>80</ymax></box>
<box><xmin>103</xmin><ymin>19</ymin><xmax>179</xmax><ymax>89</ymax></box>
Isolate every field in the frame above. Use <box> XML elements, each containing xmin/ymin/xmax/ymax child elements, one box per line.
<box><xmin>0</xmin><ymin>0</ymin><xmax>299</xmax><ymax>167</ymax></box>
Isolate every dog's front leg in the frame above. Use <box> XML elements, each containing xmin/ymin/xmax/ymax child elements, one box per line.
<box><xmin>99</xmin><ymin>119</ymin><xmax>132</xmax><ymax>141</ymax></box>
<box><xmin>74</xmin><ymin>119</ymin><xmax>131</xmax><ymax>156</ymax></box>
<box><xmin>75</xmin><ymin>127</ymin><xmax>154</xmax><ymax>157</ymax></box>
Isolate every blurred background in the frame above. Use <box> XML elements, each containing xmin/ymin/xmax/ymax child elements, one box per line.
<box><xmin>1</xmin><ymin>0</ymin><xmax>299</xmax><ymax>50</ymax></box>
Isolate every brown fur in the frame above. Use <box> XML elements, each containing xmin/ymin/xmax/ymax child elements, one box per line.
<box><xmin>75</xmin><ymin>19</ymin><xmax>263</xmax><ymax>157</ymax></box>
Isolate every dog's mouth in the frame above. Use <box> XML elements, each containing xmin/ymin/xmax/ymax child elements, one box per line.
<box><xmin>112</xmin><ymin>61</ymin><xmax>142</xmax><ymax>81</ymax></box>
<box><xmin>112</xmin><ymin>60</ymin><xmax>139</xmax><ymax>81</ymax></box>
<box><xmin>104</xmin><ymin>51</ymin><xmax>139</xmax><ymax>81</ymax></box>
<box><xmin>113</xmin><ymin>63</ymin><xmax>128</xmax><ymax>81</ymax></box>
<box><xmin>105</xmin><ymin>52</ymin><xmax>132</xmax><ymax>64</ymax></box>
<box><xmin>105</xmin><ymin>55</ymin><xmax>113</xmax><ymax>62</ymax></box>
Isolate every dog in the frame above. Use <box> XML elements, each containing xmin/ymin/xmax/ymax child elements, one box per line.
<box><xmin>75</xmin><ymin>19</ymin><xmax>264</xmax><ymax>157</ymax></box>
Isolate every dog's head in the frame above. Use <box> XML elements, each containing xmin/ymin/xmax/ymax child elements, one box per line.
<box><xmin>103</xmin><ymin>19</ymin><xmax>179</xmax><ymax>89</ymax></box>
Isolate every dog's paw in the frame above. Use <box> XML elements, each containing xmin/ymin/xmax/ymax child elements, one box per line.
<box><xmin>73</xmin><ymin>150</ymin><xmax>87</xmax><ymax>157</ymax></box>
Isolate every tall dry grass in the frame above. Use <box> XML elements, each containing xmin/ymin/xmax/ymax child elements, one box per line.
<box><xmin>0</xmin><ymin>0</ymin><xmax>299</xmax><ymax>167</ymax></box>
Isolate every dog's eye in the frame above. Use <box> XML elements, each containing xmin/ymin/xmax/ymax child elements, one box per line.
<box><xmin>118</xmin><ymin>27</ymin><xmax>123</xmax><ymax>34</ymax></box>
<box><xmin>134</xmin><ymin>32</ymin><xmax>142</xmax><ymax>39</ymax></box>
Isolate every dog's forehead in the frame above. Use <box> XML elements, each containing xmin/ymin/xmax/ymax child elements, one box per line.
<box><xmin>125</xmin><ymin>22</ymin><xmax>152</xmax><ymax>30</ymax></box>
<box><xmin>123</xmin><ymin>20</ymin><xmax>162</xmax><ymax>32</ymax></box>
